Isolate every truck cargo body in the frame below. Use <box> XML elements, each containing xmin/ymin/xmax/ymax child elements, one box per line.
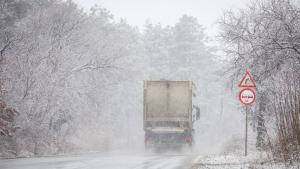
<box><xmin>143</xmin><ymin>81</ymin><xmax>193</xmax><ymax>148</ymax></box>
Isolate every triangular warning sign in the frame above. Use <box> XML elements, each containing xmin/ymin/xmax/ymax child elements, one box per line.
<box><xmin>239</xmin><ymin>70</ymin><xmax>256</xmax><ymax>87</ymax></box>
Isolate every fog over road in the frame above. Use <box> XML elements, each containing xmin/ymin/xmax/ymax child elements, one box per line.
<box><xmin>0</xmin><ymin>152</ymin><xmax>197</xmax><ymax>169</ymax></box>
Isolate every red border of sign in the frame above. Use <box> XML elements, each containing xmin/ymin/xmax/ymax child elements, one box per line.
<box><xmin>239</xmin><ymin>88</ymin><xmax>256</xmax><ymax>106</ymax></box>
<box><xmin>238</xmin><ymin>70</ymin><xmax>256</xmax><ymax>87</ymax></box>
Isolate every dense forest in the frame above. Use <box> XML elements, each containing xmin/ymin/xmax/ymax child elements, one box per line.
<box><xmin>0</xmin><ymin>0</ymin><xmax>217</xmax><ymax>157</ymax></box>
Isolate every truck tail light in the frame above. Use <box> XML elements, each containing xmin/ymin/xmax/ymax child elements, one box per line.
<box><xmin>185</xmin><ymin>136</ymin><xmax>192</xmax><ymax>143</ymax></box>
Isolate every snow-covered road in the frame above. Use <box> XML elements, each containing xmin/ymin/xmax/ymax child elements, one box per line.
<box><xmin>0</xmin><ymin>152</ymin><xmax>292</xmax><ymax>169</ymax></box>
<box><xmin>0</xmin><ymin>152</ymin><xmax>195</xmax><ymax>169</ymax></box>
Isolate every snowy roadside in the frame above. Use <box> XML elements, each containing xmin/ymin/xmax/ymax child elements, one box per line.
<box><xmin>0</xmin><ymin>150</ymin><xmax>109</xmax><ymax>160</ymax></box>
<box><xmin>0</xmin><ymin>147</ymin><xmax>146</xmax><ymax>159</ymax></box>
<box><xmin>190</xmin><ymin>152</ymin><xmax>300</xmax><ymax>169</ymax></box>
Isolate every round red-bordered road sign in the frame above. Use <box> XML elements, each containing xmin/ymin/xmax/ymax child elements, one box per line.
<box><xmin>239</xmin><ymin>88</ymin><xmax>256</xmax><ymax>106</ymax></box>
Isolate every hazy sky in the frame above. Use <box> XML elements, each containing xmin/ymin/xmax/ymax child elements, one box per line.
<box><xmin>73</xmin><ymin>0</ymin><xmax>247</xmax><ymax>36</ymax></box>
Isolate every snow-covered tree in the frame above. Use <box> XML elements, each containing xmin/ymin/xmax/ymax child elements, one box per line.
<box><xmin>1</xmin><ymin>0</ymin><xmax>146</xmax><ymax>157</ymax></box>
<box><xmin>219</xmin><ymin>0</ymin><xmax>300</xmax><ymax>160</ymax></box>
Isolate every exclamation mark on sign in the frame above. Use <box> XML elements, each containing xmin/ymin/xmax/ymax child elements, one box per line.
<box><xmin>245</xmin><ymin>78</ymin><xmax>250</xmax><ymax>85</ymax></box>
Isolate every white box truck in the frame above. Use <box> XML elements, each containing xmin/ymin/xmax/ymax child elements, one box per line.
<box><xmin>143</xmin><ymin>80</ymin><xmax>198</xmax><ymax>149</ymax></box>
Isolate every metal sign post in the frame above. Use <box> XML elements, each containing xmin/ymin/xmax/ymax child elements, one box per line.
<box><xmin>245</xmin><ymin>106</ymin><xmax>248</xmax><ymax>156</ymax></box>
<box><xmin>238</xmin><ymin>70</ymin><xmax>256</xmax><ymax>157</ymax></box>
